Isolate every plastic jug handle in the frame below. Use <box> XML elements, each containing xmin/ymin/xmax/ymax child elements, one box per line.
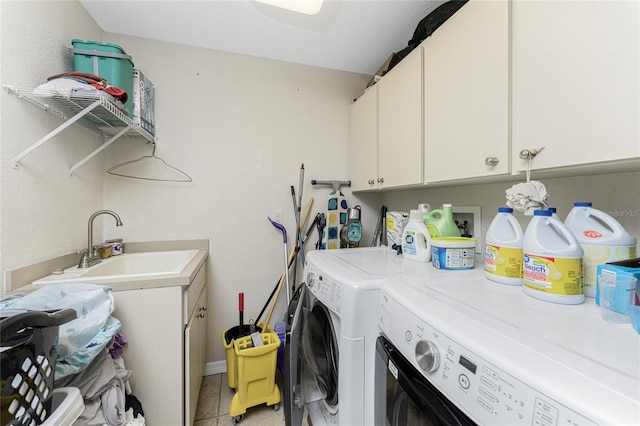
<box><xmin>548</xmin><ymin>217</ymin><xmax>582</xmax><ymax>252</ymax></box>
<box><xmin>586</xmin><ymin>208</ymin><xmax>626</xmax><ymax>235</ymax></box>
<box><xmin>425</xmin><ymin>209</ymin><xmax>443</xmax><ymax>220</ymax></box>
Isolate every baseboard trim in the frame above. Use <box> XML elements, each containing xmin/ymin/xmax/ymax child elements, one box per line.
<box><xmin>204</xmin><ymin>360</ymin><xmax>227</xmax><ymax>376</ymax></box>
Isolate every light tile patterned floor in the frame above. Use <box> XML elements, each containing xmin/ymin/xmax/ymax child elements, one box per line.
<box><xmin>194</xmin><ymin>372</ymin><xmax>286</xmax><ymax>426</ymax></box>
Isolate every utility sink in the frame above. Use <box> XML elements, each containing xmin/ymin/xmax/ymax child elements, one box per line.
<box><xmin>32</xmin><ymin>250</ymin><xmax>199</xmax><ymax>285</ymax></box>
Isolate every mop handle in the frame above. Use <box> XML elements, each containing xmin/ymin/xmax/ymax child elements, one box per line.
<box><xmin>269</xmin><ymin>218</ymin><xmax>287</xmax><ymax>242</ymax></box>
<box><xmin>239</xmin><ymin>292</ymin><xmax>244</xmax><ymax>335</ymax></box>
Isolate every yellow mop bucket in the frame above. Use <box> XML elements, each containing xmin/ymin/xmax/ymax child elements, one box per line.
<box><xmin>222</xmin><ymin>322</ymin><xmax>269</xmax><ymax>389</ymax></box>
<box><xmin>229</xmin><ymin>331</ymin><xmax>281</xmax><ymax>421</ymax></box>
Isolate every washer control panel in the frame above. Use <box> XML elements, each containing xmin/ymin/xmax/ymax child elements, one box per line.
<box><xmin>305</xmin><ymin>264</ymin><xmax>343</xmax><ymax>313</ymax></box>
<box><xmin>378</xmin><ymin>290</ymin><xmax>597</xmax><ymax>426</ymax></box>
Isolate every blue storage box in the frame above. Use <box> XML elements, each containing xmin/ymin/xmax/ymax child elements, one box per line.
<box><xmin>71</xmin><ymin>39</ymin><xmax>134</xmax><ymax>116</ymax></box>
<box><xmin>596</xmin><ymin>259</ymin><xmax>640</xmax><ymax>317</ymax></box>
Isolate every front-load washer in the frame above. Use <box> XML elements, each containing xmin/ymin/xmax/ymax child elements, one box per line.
<box><xmin>375</xmin><ymin>265</ymin><xmax>640</xmax><ymax>425</ymax></box>
<box><xmin>284</xmin><ymin>247</ymin><xmax>426</xmax><ymax>426</ymax></box>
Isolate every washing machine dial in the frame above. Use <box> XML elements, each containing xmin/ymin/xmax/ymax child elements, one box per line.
<box><xmin>415</xmin><ymin>340</ymin><xmax>440</xmax><ymax>372</ymax></box>
<box><xmin>306</xmin><ymin>272</ymin><xmax>317</xmax><ymax>288</ymax></box>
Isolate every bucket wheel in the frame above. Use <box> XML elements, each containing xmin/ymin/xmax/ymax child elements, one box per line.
<box><xmin>232</xmin><ymin>414</ymin><xmax>244</xmax><ymax>425</ymax></box>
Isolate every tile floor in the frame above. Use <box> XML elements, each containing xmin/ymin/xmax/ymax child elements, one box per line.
<box><xmin>194</xmin><ymin>372</ymin><xmax>287</xmax><ymax>426</ymax></box>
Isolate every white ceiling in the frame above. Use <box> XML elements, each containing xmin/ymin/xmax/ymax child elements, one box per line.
<box><xmin>79</xmin><ymin>0</ymin><xmax>445</xmax><ymax>75</ymax></box>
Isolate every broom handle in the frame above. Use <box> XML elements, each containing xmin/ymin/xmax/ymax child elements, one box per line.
<box><xmin>264</xmin><ymin>198</ymin><xmax>314</xmax><ymax>327</ymax></box>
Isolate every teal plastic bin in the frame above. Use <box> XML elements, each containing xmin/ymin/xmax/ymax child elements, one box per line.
<box><xmin>71</xmin><ymin>39</ymin><xmax>134</xmax><ymax>116</ymax></box>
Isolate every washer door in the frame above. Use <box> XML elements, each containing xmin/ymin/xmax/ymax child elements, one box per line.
<box><xmin>301</xmin><ymin>302</ymin><xmax>339</xmax><ymax>408</ymax></box>
<box><xmin>285</xmin><ymin>284</ymin><xmax>305</xmax><ymax>426</ymax></box>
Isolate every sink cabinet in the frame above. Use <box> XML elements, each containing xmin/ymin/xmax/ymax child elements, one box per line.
<box><xmin>112</xmin><ymin>263</ymin><xmax>206</xmax><ymax>426</ymax></box>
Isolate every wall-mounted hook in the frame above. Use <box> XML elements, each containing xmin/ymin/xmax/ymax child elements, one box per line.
<box><xmin>519</xmin><ymin>146</ymin><xmax>546</xmax><ymax>160</ymax></box>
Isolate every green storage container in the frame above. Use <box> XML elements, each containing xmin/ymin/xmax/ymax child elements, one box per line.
<box><xmin>71</xmin><ymin>39</ymin><xmax>134</xmax><ymax>116</ymax></box>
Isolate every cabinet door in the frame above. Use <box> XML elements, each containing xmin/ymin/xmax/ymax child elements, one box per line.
<box><xmin>185</xmin><ymin>286</ymin><xmax>207</xmax><ymax>426</ymax></box>
<box><xmin>378</xmin><ymin>47</ymin><xmax>424</xmax><ymax>188</ymax></box>
<box><xmin>112</xmin><ymin>286</ymin><xmax>184</xmax><ymax>426</ymax></box>
<box><xmin>512</xmin><ymin>0</ymin><xmax>640</xmax><ymax>171</ymax></box>
<box><xmin>423</xmin><ymin>0</ymin><xmax>509</xmax><ymax>183</ymax></box>
<box><xmin>349</xmin><ymin>86</ymin><xmax>378</xmax><ymax>191</ymax></box>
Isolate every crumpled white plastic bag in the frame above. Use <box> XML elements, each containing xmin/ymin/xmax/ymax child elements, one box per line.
<box><xmin>505</xmin><ymin>181</ymin><xmax>549</xmax><ymax>216</ymax></box>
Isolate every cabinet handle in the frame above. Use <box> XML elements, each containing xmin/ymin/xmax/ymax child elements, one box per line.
<box><xmin>377</xmin><ymin>177</ymin><xmax>384</xmax><ymax>184</ymax></box>
<box><xmin>485</xmin><ymin>157</ymin><xmax>499</xmax><ymax>167</ymax></box>
<box><xmin>519</xmin><ymin>146</ymin><xmax>545</xmax><ymax>160</ymax></box>
<box><xmin>368</xmin><ymin>179</ymin><xmax>375</xmax><ymax>185</ymax></box>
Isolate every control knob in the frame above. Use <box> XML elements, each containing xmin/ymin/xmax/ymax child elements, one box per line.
<box><xmin>415</xmin><ymin>340</ymin><xmax>440</xmax><ymax>372</ymax></box>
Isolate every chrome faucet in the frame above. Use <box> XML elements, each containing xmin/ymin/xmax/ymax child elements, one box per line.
<box><xmin>78</xmin><ymin>210</ymin><xmax>123</xmax><ymax>268</ymax></box>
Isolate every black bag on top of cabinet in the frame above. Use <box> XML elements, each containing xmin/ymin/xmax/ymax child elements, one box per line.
<box><xmin>408</xmin><ymin>0</ymin><xmax>469</xmax><ymax>46</ymax></box>
<box><xmin>387</xmin><ymin>0</ymin><xmax>469</xmax><ymax>72</ymax></box>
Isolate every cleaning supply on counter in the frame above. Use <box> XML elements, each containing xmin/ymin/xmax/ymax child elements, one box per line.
<box><xmin>402</xmin><ymin>210</ymin><xmax>431</xmax><ymax>262</ymax></box>
<box><xmin>431</xmin><ymin>237</ymin><xmax>476</xmax><ymax>270</ymax></box>
<box><xmin>564</xmin><ymin>202</ymin><xmax>637</xmax><ymax>298</ymax></box>
<box><xmin>548</xmin><ymin>207</ymin><xmax>561</xmax><ymax>220</ymax></box>
<box><xmin>522</xmin><ymin>209</ymin><xmax>584</xmax><ymax>305</ymax></box>
<box><xmin>424</xmin><ymin>204</ymin><xmax>460</xmax><ymax>238</ymax></box>
<box><xmin>485</xmin><ymin>207</ymin><xmax>524</xmax><ymax>286</ymax></box>
<box><xmin>386</xmin><ymin>211</ymin><xmax>408</xmax><ymax>248</ymax></box>
<box><xmin>418</xmin><ymin>203</ymin><xmax>432</xmax><ymax>216</ymax></box>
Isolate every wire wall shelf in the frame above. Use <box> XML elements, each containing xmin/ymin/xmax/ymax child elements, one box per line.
<box><xmin>4</xmin><ymin>85</ymin><xmax>157</xmax><ymax>175</ymax></box>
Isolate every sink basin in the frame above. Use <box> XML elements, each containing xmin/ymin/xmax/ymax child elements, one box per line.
<box><xmin>33</xmin><ymin>250</ymin><xmax>199</xmax><ymax>285</ymax></box>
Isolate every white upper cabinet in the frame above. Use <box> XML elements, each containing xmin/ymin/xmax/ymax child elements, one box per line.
<box><xmin>349</xmin><ymin>85</ymin><xmax>378</xmax><ymax>191</ymax></box>
<box><xmin>512</xmin><ymin>0</ymin><xmax>640</xmax><ymax>172</ymax></box>
<box><xmin>377</xmin><ymin>46</ymin><xmax>424</xmax><ymax>189</ymax></box>
<box><xmin>423</xmin><ymin>0</ymin><xmax>510</xmax><ymax>183</ymax></box>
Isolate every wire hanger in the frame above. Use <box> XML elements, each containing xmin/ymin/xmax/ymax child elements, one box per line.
<box><xmin>107</xmin><ymin>142</ymin><xmax>193</xmax><ymax>182</ymax></box>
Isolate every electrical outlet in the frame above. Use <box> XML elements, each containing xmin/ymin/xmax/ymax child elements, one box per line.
<box><xmin>452</xmin><ymin>206</ymin><xmax>482</xmax><ymax>254</ymax></box>
<box><xmin>273</xmin><ymin>210</ymin><xmax>283</xmax><ymax>224</ymax></box>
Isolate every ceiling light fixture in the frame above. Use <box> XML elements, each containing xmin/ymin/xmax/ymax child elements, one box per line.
<box><xmin>255</xmin><ymin>0</ymin><xmax>324</xmax><ymax>15</ymax></box>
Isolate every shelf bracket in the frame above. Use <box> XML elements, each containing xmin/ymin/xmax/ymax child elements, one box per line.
<box><xmin>69</xmin><ymin>125</ymin><xmax>132</xmax><ymax>176</ymax></box>
<box><xmin>12</xmin><ymin>100</ymin><xmax>101</xmax><ymax>168</ymax></box>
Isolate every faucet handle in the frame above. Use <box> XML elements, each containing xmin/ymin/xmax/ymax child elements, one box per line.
<box><xmin>76</xmin><ymin>249</ymin><xmax>88</xmax><ymax>256</ymax></box>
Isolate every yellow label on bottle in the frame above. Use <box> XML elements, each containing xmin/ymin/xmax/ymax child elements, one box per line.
<box><xmin>522</xmin><ymin>253</ymin><xmax>583</xmax><ymax>296</ymax></box>
<box><xmin>485</xmin><ymin>245</ymin><xmax>523</xmax><ymax>278</ymax></box>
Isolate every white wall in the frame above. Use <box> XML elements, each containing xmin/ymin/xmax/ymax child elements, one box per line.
<box><xmin>0</xmin><ymin>1</ymin><xmax>104</xmax><ymax>291</ymax></box>
<box><xmin>100</xmin><ymin>34</ymin><xmax>371</xmax><ymax>362</ymax></box>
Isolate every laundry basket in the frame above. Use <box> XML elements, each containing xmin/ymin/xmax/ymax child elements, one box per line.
<box><xmin>229</xmin><ymin>331</ymin><xmax>281</xmax><ymax>424</ymax></box>
<box><xmin>0</xmin><ymin>308</ymin><xmax>76</xmax><ymax>426</ymax></box>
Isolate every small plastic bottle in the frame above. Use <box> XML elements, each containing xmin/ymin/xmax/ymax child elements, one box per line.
<box><xmin>402</xmin><ymin>210</ymin><xmax>431</xmax><ymax>262</ymax></box>
<box><xmin>424</xmin><ymin>204</ymin><xmax>460</xmax><ymax>238</ymax></box>
<box><xmin>564</xmin><ymin>202</ymin><xmax>637</xmax><ymax>298</ymax></box>
<box><xmin>522</xmin><ymin>210</ymin><xmax>584</xmax><ymax>305</ymax></box>
<box><xmin>484</xmin><ymin>207</ymin><xmax>524</xmax><ymax>286</ymax></box>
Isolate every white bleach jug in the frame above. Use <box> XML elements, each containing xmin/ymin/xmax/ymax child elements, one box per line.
<box><xmin>485</xmin><ymin>207</ymin><xmax>524</xmax><ymax>286</ymax></box>
<box><xmin>523</xmin><ymin>209</ymin><xmax>584</xmax><ymax>305</ymax></box>
<box><xmin>564</xmin><ymin>202</ymin><xmax>637</xmax><ymax>298</ymax></box>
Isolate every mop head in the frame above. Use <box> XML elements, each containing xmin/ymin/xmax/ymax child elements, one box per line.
<box><xmin>505</xmin><ymin>180</ymin><xmax>549</xmax><ymax>216</ymax></box>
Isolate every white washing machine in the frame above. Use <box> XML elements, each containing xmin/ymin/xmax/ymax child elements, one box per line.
<box><xmin>375</xmin><ymin>264</ymin><xmax>640</xmax><ymax>425</ymax></box>
<box><xmin>284</xmin><ymin>247</ymin><xmax>426</xmax><ymax>426</ymax></box>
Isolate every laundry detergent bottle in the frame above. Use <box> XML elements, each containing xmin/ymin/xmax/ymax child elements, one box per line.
<box><xmin>485</xmin><ymin>207</ymin><xmax>524</xmax><ymax>286</ymax></box>
<box><xmin>402</xmin><ymin>210</ymin><xmax>431</xmax><ymax>262</ymax></box>
<box><xmin>424</xmin><ymin>204</ymin><xmax>460</xmax><ymax>238</ymax></box>
<box><xmin>564</xmin><ymin>202</ymin><xmax>637</xmax><ymax>298</ymax></box>
<box><xmin>522</xmin><ymin>209</ymin><xmax>584</xmax><ymax>305</ymax></box>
